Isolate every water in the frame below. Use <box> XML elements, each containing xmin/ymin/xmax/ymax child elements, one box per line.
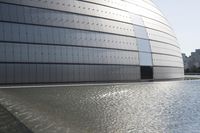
<box><xmin>0</xmin><ymin>80</ymin><xmax>200</xmax><ymax>133</ymax></box>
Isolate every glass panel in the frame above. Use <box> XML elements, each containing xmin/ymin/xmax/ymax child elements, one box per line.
<box><xmin>139</xmin><ymin>52</ymin><xmax>153</xmax><ymax>66</ymax></box>
<box><xmin>134</xmin><ymin>25</ymin><xmax>148</xmax><ymax>38</ymax></box>
<box><xmin>137</xmin><ymin>39</ymin><xmax>151</xmax><ymax>52</ymax></box>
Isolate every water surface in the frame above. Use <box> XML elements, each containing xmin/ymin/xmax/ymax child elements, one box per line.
<box><xmin>0</xmin><ymin>80</ymin><xmax>200</xmax><ymax>133</ymax></box>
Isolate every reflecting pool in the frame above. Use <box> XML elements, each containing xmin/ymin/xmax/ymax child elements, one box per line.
<box><xmin>0</xmin><ymin>80</ymin><xmax>200</xmax><ymax>133</ymax></box>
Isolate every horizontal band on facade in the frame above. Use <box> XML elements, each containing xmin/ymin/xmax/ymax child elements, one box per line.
<box><xmin>0</xmin><ymin>21</ymin><xmax>180</xmax><ymax>49</ymax></box>
<box><xmin>0</xmin><ymin>40</ymin><xmax>182</xmax><ymax>58</ymax></box>
<box><xmin>0</xmin><ymin>62</ymin><xmax>184</xmax><ymax>69</ymax></box>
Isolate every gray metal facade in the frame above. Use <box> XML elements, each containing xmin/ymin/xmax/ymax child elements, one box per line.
<box><xmin>0</xmin><ymin>0</ymin><xmax>184</xmax><ymax>84</ymax></box>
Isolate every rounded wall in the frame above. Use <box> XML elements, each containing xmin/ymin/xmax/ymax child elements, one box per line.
<box><xmin>0</xmin><ymin>0</ymin><xmax>184</xmax><ymax>84</ymax></box>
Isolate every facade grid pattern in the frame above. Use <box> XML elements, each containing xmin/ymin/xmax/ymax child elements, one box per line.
<box><xmin>0</xmin><ymin>0</ymin><xmax>184</xmax><ymax>84</ymax></box>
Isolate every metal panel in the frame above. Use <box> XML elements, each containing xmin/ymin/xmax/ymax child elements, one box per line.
<box><xmin>28</xmin><ymin>45</ymin><xmax>35</xmax><ymax>62</ymax></box>
<box><xmin>68</xmin><ymin>64</ymin><xmax>74</xmax><ymax>82</ymax></box>
<box><xmin>0</xmin><ymin>63</ymin><xmax>6</xmax><ymax>84</ymax></box>
<box><xmin>13</xmin><ymin>44</ymin><xmax>21</xmax><ymax>62</ymax></box>
<box><xmin>17</xmin><ymin>5</ymin><xmax>25</xmax><ymax>22</ymax></box>
<box><xmin>62</xmin><ymin>65</ymin><xmax>68</xmax><ymax>82</ymax></box>
<box><xmin>5</xmin><ymin>43</ymin><xmax>13</xmax><ymax>62</ymax></box>
<box><xmin>41</xmin><ymin>45</ymin><xmax>49</xmax><ymax>63</ymax></box>
<box><xmin>61</xmin><ymin>46</ymin><xmax>67</xmax><ymax>63</ymax></box>
<box><xmin>40</xmin><ymin>27</ymin><xmax>48</xmax><ymax>43</ymax></box>
<box><xmin>79</xmin><ymin>65</ymin><xmax>84</xmax><ymax>82</ymax></box>
<box><xmin>0</xmin><ymin>43</ymin><xmax>5</xmax><ymax>62</ymax></box>
<box><xmin>93</xmin><ymin>65</ymin><xmax>98</xmax><ymax>81</ymax></box>
<box><xmin>0</xmin><ymin>22</ymin><xmax>3</xmax><ymax>40</ymax></box>
<box><xmin>14</xmin><ymin>64</ymin><xmax>22</xmax><ymax>83</ymax></box>
<box><xmin>12</xmin><ymin>23</ymin><xmax>20</xmax><ymax>42</ymax></box>
<box><xmin>84</xmin><ymin>65</ymin><xmax>89</xmax><ymax>81</ymax></box>
<box><xmin>52</xmin><ymin>27</ymin><xmax>59</xmax><ymax>44</ymax></box>
<box><xmin>1</xmin><ymin>3</ymin><xmax>9</xmax><ymax>21</ymax></box>
<box><xmin>98</xmin><ymin>65</ymin><xmax>103</xmax><ymax>81</ymax></box>
<box><xmin>29</xmin><ymin>64</ymin><xmax>36</xmax><ymax>83</ymax></box>
<box><xmin>154</xmin><ymin>67</ymin><xmax>184</xmax><ymax>80</ymax></box>
<box><xmin>59</xmin><ymin>29</ymin><xmax>65</xmax><ymax>44</ymax></box>
<box><xmin>21</xmin><ymin>64</ymin><xmax>29</xmax><ymax>83</ymax></box>
<box><xmin>57</xmin><ymin>46</ymin><xmax>63</xmax><ymax>63</ymax></box>
<box><xmin>6</xmin><ymin>64</ymin><xmax>14</xmax><ymax>84</ymax></box>
<box><xmin>30</xmin><ymin>7</ymin><xmax>37</xmax><ymax>24</ymax></box>
<box><xmin>73</xmin><ymin>65</ymin><xmax>79</xmax><ymax>82</ymax></box>
<box><xmin>56</xmin><ymin>64</ymin><xmax>63</xmax><ymax>82</ymax></box>
<box><xmin>152</xmin><ymin>54</ymin><xmax>183</xmax><ymax>67</ymax></box>
<box><xmin>37</xmin><ymin>8</ymin><xmax>43</xmax><ymax>25</ymax></box>
<box><xmin>47</xmin><ymin>46</ymin><xmax>52</xmax><ymax>63</ymax></box>
<box><xmin>43</xmin><ymin>64</ymin><xmax>50</xmax><ymax>83</ymax></box>
<box><xmin>49</xmin><ymin>64</ymin><xmax>57</xmax><ymax>82</ymax></box>
<box><xmin>35</xmin><ymin>45</ymin><xmax>42</xmax><ymax>62</ymax></box>
<box><xmin>36</xmin><ymin>64</ymin><xmax>43</xmax><ymax>83</ymax></box>
<box><xmin>66</xmin><ymin>47</ymin><xmax>72</xmax><ymax>63</ymax></box>
<box><xmin>24</xmin><ymin>6</ymin><xmax>32</xmax><ymax>23</ymax></box>
<box><xmin>65</xmin><ymin>29</ymin><xmax>71</xmax><ymax>44</ymax></box>
<box><xmin>9</xmin><ymin>4</ymin><xmax>18</xmax><ymax>22</ymax></box>
<box><xmin>89</xmin><ymin>65</ymin><xmax>94</xmax><ymax>81</ymax></box>
<box><xmin>0</xmin><ymin>4</ymin><xmax>3</xmax><ymax>21</ymax></box>
<box><xmin>3</xmin><ymin>23</ymin><xmax>12</xmax><ymax>41</ymax></box>
<box><xmin>19</xmin><ymin>24</ymin><xmax>27</xmax><ymax>42</ymax></box>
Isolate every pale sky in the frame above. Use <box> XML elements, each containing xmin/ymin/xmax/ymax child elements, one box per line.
<box><xmin>153</xmin><ymin>0</ymin><xmax>200</xmax><ymax>56</ymax></box>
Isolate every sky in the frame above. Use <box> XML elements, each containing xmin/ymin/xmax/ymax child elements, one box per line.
<box><xmin>152</xmin><ymin>0</ymin><xmax>200</xmax><ymax>56</ymax></box>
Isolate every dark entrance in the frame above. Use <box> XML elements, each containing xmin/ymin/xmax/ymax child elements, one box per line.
<box><xmin>140</xmin><ymin>66</ymin><xmax>153</xmax><ymax>80</ymax></box>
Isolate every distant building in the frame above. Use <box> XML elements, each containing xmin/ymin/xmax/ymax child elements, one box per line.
<box><xmin>182</xmin><ymin>53</ymin><xmax>190</xmax><ymax>69</ymax></box>
<box><xmin>182</xmin><ymin>49</ymin><xmax>200</xmax><ymax>72</ymax></box>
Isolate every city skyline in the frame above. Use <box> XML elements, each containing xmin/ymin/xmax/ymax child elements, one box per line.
<box><xmin>153</xmin><ymin>0</ymin><xmax>200</xmax><ymax>56</ymax></box>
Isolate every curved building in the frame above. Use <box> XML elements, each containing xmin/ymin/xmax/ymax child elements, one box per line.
<box><xmin>0</xmin><ymin>0</ymin><xmax>184</xmax><ymax>84</ymax></box>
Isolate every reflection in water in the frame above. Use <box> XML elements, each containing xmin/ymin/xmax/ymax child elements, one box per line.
<box><xmin>0</xmin><ymin>80</ymin><xmax>200</xmax><ymax>133</ymax></box>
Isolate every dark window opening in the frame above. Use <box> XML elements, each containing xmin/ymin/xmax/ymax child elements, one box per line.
<box><xmin>141</xmin><ymin>66</ymin><xmax>153</xmax><ymax>80</ymax></box>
